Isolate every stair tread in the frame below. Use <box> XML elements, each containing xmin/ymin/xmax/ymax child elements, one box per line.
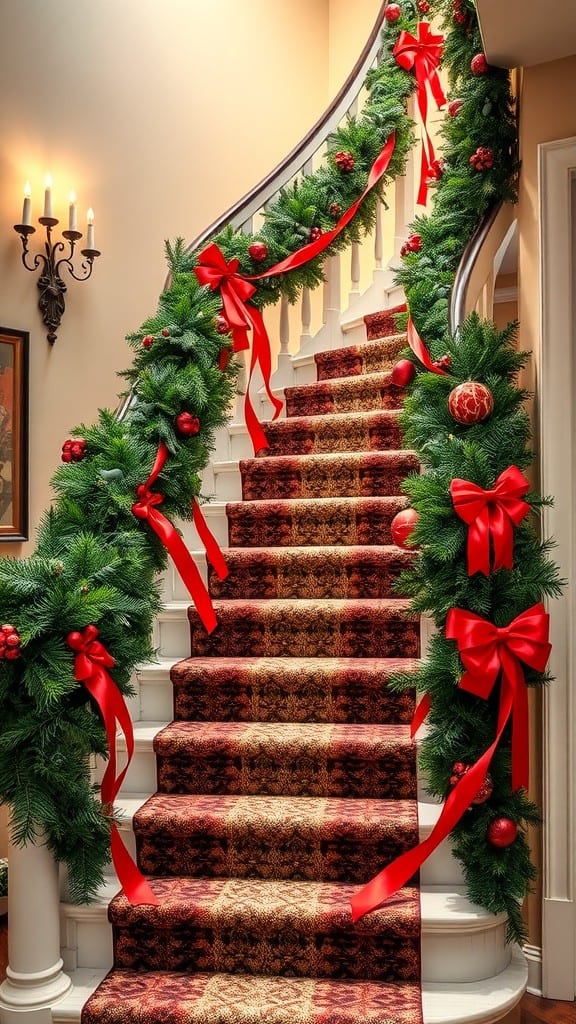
<box><xmin>170</xmin><ymin>655</ymin><xmax>420</xmax><ymax>673</ymax></box>
<box><xmin>154</xmin><ymin>720</ymin><xmax>413</xmax><ymax>751</ymax></box>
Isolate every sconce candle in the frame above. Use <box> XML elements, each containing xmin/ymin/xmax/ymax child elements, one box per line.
<box><xmin>68</xmin><ymin>192</ymin><xmax>77</xmax><ymax>232</ymax></box>
<box><xmin>86</xmin><ymin>208</ymin><xmax>95</xmax><ymax>249</ymax></box>
<box><xmin>43</xmin><ymin>175</ymin><xmax>53</xmax><ymax>219</ymax></box>
<box><xmin>22</xmin><ymin>183</ymin><xmax>32</xmax><ymax>227</ymax></box>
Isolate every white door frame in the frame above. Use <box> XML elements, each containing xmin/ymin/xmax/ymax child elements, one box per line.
<box><xmin>538</xmin><ymin>136</ymin><xmax>576</xmax><ymax>1001</ymax></box>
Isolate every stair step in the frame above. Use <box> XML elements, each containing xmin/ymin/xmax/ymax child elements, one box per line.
<box><xmin>170</xmin><ymin>655</ymin><xmax>418</xmax><ymax>724</ymax></box>
<box><xmin>54</xmin><ymin>951</ymin><xmax>529</xmax><ymax>1024</ymax></box>
<box><xmin>257</xmin><ymin>409</ymin><xmax>402</xmax><ymax>457</ymax></box>
<box><xmin>133</xmin><ymin>792</ymin><xmax>419</xmax><ymax>883</ymax></box>
<box><xmin>154</xmin><ymin>721</ymin><xmax>416</xmax><ymax>799</ymax></box>
<box><xmin>364</xmin><ymin>307</ymin><xmax>407</xmax><ymax>342</ymax></box>
<box><xmin>187</xmin><ymin>598</ymin><xmax>420</xmax><ymax>659</ymax></box>
<box><xmin>238</xmin><ymin>450</ymin><xmax>418</xmax><ymax>502</ymax></box>
<box><xmin>284</xmin><ymin>370</ymin><xmax>404</xmax><ymax>418</ymax></box>
<box><xmin>314</xmin><ymin>334</ymin><xmax>407</xmax><ymax>381</ymax></box>
<box><xmin>109</xmin><ymin>876</ymin><xmax>421</xmax><ymax>980</ymax></box>
<box><xmin>209</xmin><ymin>545</ymin><xmax>414</xmax><ymax>599</ymax></box>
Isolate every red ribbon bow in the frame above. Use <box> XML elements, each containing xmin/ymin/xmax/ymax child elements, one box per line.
<box><xmin>450</xmin><ymin>466</ymin><xmax>531</xmax><ymax>576</ymax></box>
<box><xmin>350</xmin><ymin>603</ymin><xmax>550</xmax><ymax>923</ymax></box>
<box><xmin>67</xmin><ymin>625</ymin><xmax>159</xmax><ymax>906</ymax></box>
<box><xmin>393</xmin><ymin>23</ymin><xmax>446</xmax><ymax>205</ymax></box>
<box><xmin>132</xmin><ymin>443</ymin><xmax>228</xmax><ymax>634</ymax></box>
<box><xmin>195</xmin><ymin>244</ymin><xmax>283</xmax><ymax>454</ymax></box>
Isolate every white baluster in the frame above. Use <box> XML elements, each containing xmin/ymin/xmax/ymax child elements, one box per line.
<box><xmin>374</xmin><ymin>200</ymin><xmax>384</xmax><ymax>272</ymax></box>
<box><xmin>0</xmin><ymin>830</ymin><xmax>72</xmax><ymax>1023</ymax></box>
<box><xmin>279</xmin><ymin>295</ymin><xmax>290</xmax><ymax>358</ymax></box>
<box><xmin>349</xmin><ymin>242</ymin><xmax>361</xmax><ymax>304</ymax></box>
<box><xmin>300</xmin><ymin>287</ymin><xmax>312</xmax><ymax>345</ymax></box>
<box><xmin>322</xmin><ymin>253</ymin><xmax>342</xmax><ymax>347</ymax></box>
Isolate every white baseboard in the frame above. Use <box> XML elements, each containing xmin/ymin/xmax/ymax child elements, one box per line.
<box><xmin>523</xmin><ymin>943</ymin><xmax>542</xmax><ymax>996</ymax></box>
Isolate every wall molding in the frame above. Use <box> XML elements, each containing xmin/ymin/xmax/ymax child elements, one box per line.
<box><xmin>538</xmin><ymin>135</ymin><xmax>576</xmax><ymax>1002</ymax></box>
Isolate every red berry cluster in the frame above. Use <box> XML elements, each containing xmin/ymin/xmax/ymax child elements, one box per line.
<box><xmin>0</xmin><ymin>624</ymin><xmax>21</xmax><ymax>660</ymax></box>
<box><xmin>61</xmin><ymin>438</ymin><xmax>87</xmax><ymax>463</ymax></box>
<box><xmin>215</xmin><ymin>315</ymin><xmax>230</xmax><ymax>336</ymax></box>
<box><xmin>175</xmin><ymin>412</ymin><xmax>201</xmax><ymax>437</ymax></box>
<box><xmin>417</xmin><ymin>0</ymin><xmax>429</xmax><ymax>11</ymax></box>
<box><xmin>452</xmin><ymin>0</ymin><xmax>467</xmax><ymax>24</ymax></box>
<box><xmin>334</xmin><ymin>150</ymin><xmax>355</xmax><ymax>172</ymax></box>
<box><xmin>449</xmin><ymin>762</ymin><xmax>493</xmax><ymax>805</ymax></box>
<box><xmin>329</xmin><ymin>202</ymin><xmax>341</xmax><ymax>219</ymax></box>
<box><xmin>448</xmin><ymin>98</ymin><xmax>464</xmax><ymax>117</ymax></box>
<box><xmin>400</xmin><ymin>233</ymin><xmax>422</xmax><ymax>257</ymax></box>
<box><xmin>384</xmin><ymin>3</ymin><xmax>401</xmax><ymax>21</ymax></box>
<box><xmin>470</xmin><ymin>53</ymin><xmax>489</xmax><ymax>75</ymax></box>
<box><xmin>142</xmin><ymin>335</ymin><xmax>154</xmax><ymax>349</ymax></box>
<box><xmin>469</xmin><ymin>146</ymin><xmax>494</xmax><ymax>171</ymax></box>
<box><xmin>433</xmin><ymin>354</ymin><xmax>452</xmax><ymax>372</ymax></box>
<box><xmin>428</xmin><ymin>158</ymin><xmax>445</xmax><ymax>181</ymax></box>
<box><xmin>309</xmin><ymin>227</ymin><xmax>323</xmax><ymax>242</ymax></box>
<box><xmin>248</xmin><ymin>242</ymin><xmax>268</xmax><ymax>262</ymax></box>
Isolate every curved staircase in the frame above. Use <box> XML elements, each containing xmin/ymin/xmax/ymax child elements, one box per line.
<box><xmin>57</xmin><ymin>318</ymin><xmax>527</xmax><ymax>1024</ymax></box>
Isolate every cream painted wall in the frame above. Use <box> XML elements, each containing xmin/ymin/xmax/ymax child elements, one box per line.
<box><xmin>328</xmin><ymin>0</ymin><xmax>383</xmax><ymax>95</ymax></box>
<box><xmin>0</xmin><ymin>0</ymin><xmax>333</xmax><ymax>553</ymax></box>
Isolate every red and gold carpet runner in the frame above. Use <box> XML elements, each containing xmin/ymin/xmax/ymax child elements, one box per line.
<box><xmin>82</xmin><ymin>321</ymin><xmax>423</xmax><ymax>1024</ymax></box>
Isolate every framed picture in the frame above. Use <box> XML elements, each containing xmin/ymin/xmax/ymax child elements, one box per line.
<box><xmin>0</xmin><ymin>328</ymin><xmax>28</xmax><ymax>541</ymax></box>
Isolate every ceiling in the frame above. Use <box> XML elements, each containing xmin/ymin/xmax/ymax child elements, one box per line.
<box><xmin>475</xmin><ymin>0</ymin><xmax>576</xmax><ymax>67</ymax></box>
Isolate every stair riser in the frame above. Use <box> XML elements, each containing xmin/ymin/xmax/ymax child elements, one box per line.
<box><xmin>259</xmin><ymin>414</ymin><xmax>402</xmax><ymax>457</ymax></box>
<box><xmin>315</xmin><ymin>336</ymin><xmax>406</xmax><ymax>381</ymax></box>
<box><xmin>208</xmin><ymin>551</ymin><xmax>414</xmax><ymax>600</ymax></box>
<box><xmin>284</xmin><ymin>379</ymin><xmax>403</xmax><ymax>418</ymax></box>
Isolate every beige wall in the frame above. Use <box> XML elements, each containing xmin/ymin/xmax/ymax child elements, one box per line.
<box><xmin>0</xmin><ymin>0</ymin><xmax>335</xmax><ymax>552</ymax></box>
<box><xmin>328</xmin><ymin>0</ymin><xmax>383</xmax><ymax>95</ymax></box>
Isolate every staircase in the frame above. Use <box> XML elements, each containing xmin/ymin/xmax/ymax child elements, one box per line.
<box><xmin>56</xmin><ymin>317</ymin><xmax>527</xmax><ymax>1024</ymax></box>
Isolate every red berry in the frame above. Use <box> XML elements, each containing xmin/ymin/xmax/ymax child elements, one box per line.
<box><xmin>310</xmin><ymin>227</ymin><xmax>323</xmax><ymax>242</ymax></box>
<box><xmin>175</xmin><ymin>412</ymin><xmax>201</xmax><ymax>437</ymax></box>
<box><xmin>67</xmin><ymin>631</ymin><xmax>84</xmax><ymax>651</ymax></box>
<box><xmin>161</xmin><ymin>327</ymin><xmax>170</xmax><ymax>337</ymax></box>
<box><xmin>6</xmin><ymin>634</ymin><xmax>20</xmax><ymax>647</ymax></box>
<box><xmin>408</xmin><ymin>234</ymin><xmax>422</xmax><ymax>252</ymax></box>
<box><xmin>5</xmin><ymin>648</ymin><xmax>20</xmax><ymax>660</ymax></box>
<box><xmin>453</xmin><ymin>762</ymin><xmax>466</xmax><ymax>775</ymax></box>
<box><xmin>1</xmin><ymin>625</ymin><xmax>15</xmax><ymax>634</ymax></box>
<box><xmin>471</xmin><ymin>53</ymin><xmax>489</xmax><ymax>75</ymax></box>
<box><xmin>142</xmin><ymin>335</ymin><xmax>154</xmax><ymax>349</ymax></box>
<box><xmin>448</xmin><ymin>99</ymin><xmax>464</xmax><ymax>117</ymax></box>
<box><xmin>248</xmin><ymin>242</ymin><xmax>268</xmax><ymax>262</ymax></box>
<box><xmin>385</xmin><ymin>3</ymin><xmax>402</xmax><ymax>22</ymax></box>
<box><xmin>417</xmin><ymin>0</ymin><xmax>429</xmax><ymax>11</ymax></box>
<box><xmin>334</xmin><ymin>151</ymin><xmax>355</xmax><ymax>172</ymax></box>
<box><xmin>215</xmin><ymin>315</ymin><xmax>230</xmax><ymax>336</ymax></box>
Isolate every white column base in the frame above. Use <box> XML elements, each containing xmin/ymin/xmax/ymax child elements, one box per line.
<box><xmin>0</xmin><ymin>961</ymin><xmax>72</xmax><ymax>1023</ymax></box>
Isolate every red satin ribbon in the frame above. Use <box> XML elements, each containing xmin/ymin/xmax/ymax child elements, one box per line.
<box><xmin>67</xmin><ymin>626</ymin><xmax>159</xmax><ymax>906</ymax></box>
<box><xmin>393</xmin><ymin>23</ymin><xmax>446</xmax><ymax>205</ymax></box>
<box><xmin>351</xmin><ymin>603</ymin><xmax>550</xmax><ymax>922</ymax></box>
<box><xmin>194</xmin><ymin>132</ymin><xmax>398</xmax><ymax>452</ymax></box>
<box><xmin>450</xmin><ymin>466</ymin><xmax>531</xmax><ymax>576</ymax></box>
<box><xmin>194</xmin><ymin>245</ymin><xmax>283</xmax><ymax>454</ymax></box>
<box><xmin>406</xmin><ymin>316</ymin><xmax>449</xmax><ymax>375</ymax></box>
<box><xmin>132</xmin><ymin>443</ymin><xmax>225</xmax><ymax>634</ymax></box>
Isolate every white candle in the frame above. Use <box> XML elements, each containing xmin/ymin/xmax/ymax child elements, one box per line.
<box><xmin>22</xmin><ymin>182</ymin><xmax>31</xmax><ymax>226</ymax></box>
<box><xmin>68</xmin><ymin>191</ymin><xmax>77</xmax><ymax>231</ymax></box>
<box><xmin>86</xmin><ymin>207</ymin><xmax>95</xmax><ymax>249</ymax></box>
<box><xmin>43</xmin><ymin>174</ymin><xmax>53</xmax><ymax>218</ymax></box>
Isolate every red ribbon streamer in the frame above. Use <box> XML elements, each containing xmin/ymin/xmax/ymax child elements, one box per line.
<box><xmin>67</xmin><ymin>626</ymin><xmax>159</xmax><ymax>906</ymax></box>
<box><xmin>350</xmin><ymin>603</ymin><xmax>550</xmax><ymax>922</ymax></box>
<box><xmin>393</xmin><ymin>23</ymin><xmax>446</xmax><ymax>205</ymax></box>
<box><xmin>132</xmin><ymin>443</ymin><xmax>223</xmax><ymax>634</ymax></box>
<box><xmin>194</xmin><ymin>245</ymin><xmax>283</xmax><ymax>454</ymax></box>
<box><xmin>450</xmin><ymin>466</ymin><xmax>531</xmax><ymax>576</ymax></box>
<box><xmin>406</xmin><ymin>316</ymin><xmax>449</xmax><ymax>375</ymax></box>
<box><xmin>194</xmin><ymin>133</ymin><xmax>397</xmax><ymax>452</ymax></box>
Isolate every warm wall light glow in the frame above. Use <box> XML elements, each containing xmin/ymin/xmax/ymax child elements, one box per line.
<box><xmin>44</xmin><ymin>173</ymin><xmax>52</xmax><ymax>188</ymax></box>
<box><xmin>24</xmin><ymin>181</ymin><xmax>31</xmax><ymax>198</ymax></box>
<box><xmin>87</xmin><ymin>207</ymin><xmax>94</xmax><ymax>224</ymax></box>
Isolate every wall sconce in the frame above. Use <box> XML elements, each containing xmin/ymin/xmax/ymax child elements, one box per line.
<box><xmin>13</xmin><ymin>176</ymin><xmax>101</xmax><ymax>345</ymax></box>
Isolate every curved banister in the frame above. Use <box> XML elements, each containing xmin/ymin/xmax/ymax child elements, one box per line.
<box><xmin>449</xmin><ymin>202</ymin><xmax>502</xmax><ymax>333</ymax></box>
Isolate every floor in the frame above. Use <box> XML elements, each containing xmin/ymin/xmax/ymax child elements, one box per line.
<box><xmin>0</xmin><ymin>915</ymin><xmax>573</xmax><ymax>1021</ymax></box>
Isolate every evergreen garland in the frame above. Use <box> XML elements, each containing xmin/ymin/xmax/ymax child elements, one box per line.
<box><xmin>390</xmin><ymin>0</ymin><xmax>562</xmax><ymax>943</ymax></box>
<box><xmin>0</xmin><ymin>11</ymin><xmax>420</xmax><ymax>901</ymax></box>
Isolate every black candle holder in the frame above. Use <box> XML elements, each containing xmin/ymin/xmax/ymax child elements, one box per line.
<box><xmin>13</xmin><ymin>217</ymin><xmax>101</xmax><ymax>345</ymax></box>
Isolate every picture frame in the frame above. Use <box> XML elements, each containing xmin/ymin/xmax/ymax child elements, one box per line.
<box><xmin>0</xmin><ymin>328</ymin><xmax>29</xmax><ymax>541</ymax></box>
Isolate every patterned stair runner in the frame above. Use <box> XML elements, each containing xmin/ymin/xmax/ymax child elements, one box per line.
<box><xmin>82</xmin><ymin>328</ymin><xmax>423</xmax><ymax>1024</ymax></box>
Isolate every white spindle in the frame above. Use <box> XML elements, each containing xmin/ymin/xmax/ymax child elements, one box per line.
<box><xmin>349</xmin><ymin>242</ymin><xmax>361</xmax><ymax>303</ymax></box>
<box><xmin>300</xmin><ymin>287</ymin><xmax>312</xmax><ymax>343</ymax></box>
<box><xmin>322</xmin><ymin>253</ymin><xmax>342</xmax><ymax>346</ymax></box>
<box><xmin>279</xmin><ymin>296</ymin><xmax>290</xmax><ymax>357</ymax></box>
<box><xmin>374</xmin><ymin>200</ymin><xmax>384</xmax><ymax>270</ymax></box>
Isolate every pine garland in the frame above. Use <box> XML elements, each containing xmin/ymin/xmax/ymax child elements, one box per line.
<box><xmin>390</xmin><ymin>0</ymin><xmax>561</xmax><ymax>943</ymax></box>
<box><xmin>0</xmin><ymin>12</ymin><xmax>420</xmax><ymax>901</ymax></box>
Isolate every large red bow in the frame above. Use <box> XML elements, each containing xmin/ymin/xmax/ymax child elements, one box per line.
<box><xmin>350</xmin><ymin>603</ymin><xmax>550</xmax><ymax>923</ymax></box>
<box><xmin>195</xmin><ymin>244</ymin><xmax>283</xmax><ymax>454</ymax></box>
<box><xmin>67</xmin><ymin>625</ymin><xmax>159</xmax><ymax>906</ymax></box>
<box><xmin>393</xmin><ymin>23</ymin><xmax>446</xmax><ymax>205</ymax></box>
<box><xmin>133</xmin><ymin>443</ymin><xmax>227</xmax><ymax>634</ymax></box>
<box><xmin>450</xmin><ymin>466</ymin><xmax>531</xmax><ymax>576</ymax></box>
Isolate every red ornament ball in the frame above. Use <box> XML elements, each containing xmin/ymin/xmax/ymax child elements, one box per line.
<box><xmin>248</xmin><ymin>242</ymin><xmax>268</xmax><ymax>262</ymax></box>
<box><xmin>142</xmin><ymin>335</ymin><xmax>154</xmax><ymax>349</ymax></box>
<box><xmin>471</xmin><ymin>53</ymin><xmax>489</xmax><ymax>75</ymax></box>
<box><xmin>470</xmin><ymin>146</ymin><xmax>495</xmax><ymax>171</ymax></box>
<box><xmin>310</xmin><ymin>227</ymin><xmax>323</xmax><ymax>242</ymax></box>
<box><xmin>391</xmin><ymin>508</ymin><xmax>419</xmax><ymax>549</ymax></box>
<box><xmin>0</xmin><ymin>624</ymin><xmax>21</xmax><ymax>660</ymax></box>
<box><xmin>215</xmin><ymin>315</ymin><xmax>230</xmax><ymax>336</ymax></box>
<box><xmin>175</xmin><ymin>412</ymin><xmax>201</xmax><ymax>437</ymax></box>
<box><xmin>448</xmin><ymin>98</ymin><xmax>464</xmax><ymax>117</ymax></box>
<box><xmin>385</xmin><ymin>3</ymin><xmax>402</xmax><ymax>21</ymax></box>
<box><xmin>449</xmin><ymin>763</ymin><xmax>494</xmax><ymax>805</ymax></box>
<box><xmin>161</xmin><ymin>327</ymin><xmax>170</xmax><ymax>337</ymax></box>
<box><xmin>487</xmin><ymin>817</ymin><xmax>518</xmax><ymax>848</ymax></box>
<box><xmin>391</xmin><ymin>358</ymin><xmax>416</xmax><ymax>388</ymax></box>
<box><xmin>448</xmin><ymin>381</ymin><xmax>494</xmax><ymax>425</ymax></box>
<box><xmin>329</xmin><ymin>202</ymin><xmax>342</xmax><ymax>219</ymax></box>
<box><xmin>334</xmin><ymin>150</ymin><xmax>355</xmax><ymax>172</ymax></box>
<box><xmin>61</xmin><ymin>438</ymin><xmax>87</xmax><ymax>463</ymax></box>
